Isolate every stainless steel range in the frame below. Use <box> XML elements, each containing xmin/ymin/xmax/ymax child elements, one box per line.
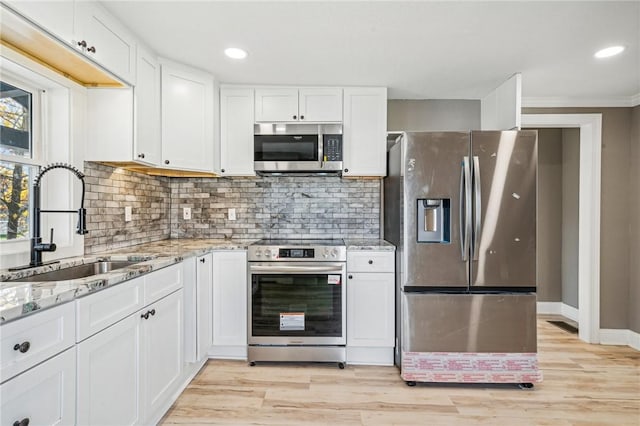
<box><xmin>247</xmin><ymin>239</ymin><xmax>347</xmax><ymax>367</ymax></box>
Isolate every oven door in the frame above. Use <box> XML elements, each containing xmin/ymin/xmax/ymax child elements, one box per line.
<box><xmin>248</xmin><ymin>262</ymin><xmax>346</xmax><ymax>345</ymax></box>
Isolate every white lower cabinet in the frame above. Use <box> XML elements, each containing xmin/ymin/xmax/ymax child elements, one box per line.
<box><xmin>142</xmin><ymin>289</ymin><xmax>184</xmax><ymax>422</ymax></box>
<box><xmin>211</xmin><ymin>251</ymin><xmax>247</xmax><ymax>359</ymax></box>
<box><xmin>76</xmin><ymin>265</ymin><xmax>184</xmax><ymax>425</ymax></box>
<box><xmin>1</xmin><ymin>347</ymin><xmax>76</xmax><ymax>426</ymax></box>
<box><xmin>77</xmin><ymin>312</ymin><xmax>142</xmax><ymax>426</ymax></box>
<box><xmin>346</xmin><ymin>251</ymin><xmax>395</xmax><ymax>365</ymax></box>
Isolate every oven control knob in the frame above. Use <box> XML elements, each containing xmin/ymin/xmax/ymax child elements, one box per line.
<box><xmin>330</xmin><ymin>248</ymin><xmax>339</xmax><ymax>258</ymax></box>
<box><xmin>264</xmin><ymin>249</ymin><xmax>272</xmax><ymax>258</ymax></box>
<box><xmin>254</xmin><ymin>249</ymin><xmax>262</xmax><ymax>258</ymax></box>
<box><xmin>322</xmin><ymin>248</ymin><xmax>329</xmax><ymax>258</ymax></box>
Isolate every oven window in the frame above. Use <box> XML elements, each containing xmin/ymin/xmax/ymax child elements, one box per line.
<box><xmin>251</xmin><ymin>274</ymin><xmax>342</xmax><ymax>337</ymax></box>
<box><xmin>254</xmin><ymin>135</ymin><xmax>318</xmax><ymax>161</ymax></box>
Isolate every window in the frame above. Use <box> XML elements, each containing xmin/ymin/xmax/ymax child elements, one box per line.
<box><xmin>0</xmin><ymin>80</ymin><xmax>39</xmax><ymax>241</ymax></box>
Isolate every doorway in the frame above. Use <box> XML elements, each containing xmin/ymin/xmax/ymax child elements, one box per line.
<box><xmin>530</xmin><ymin>128</ymin><xmax>580</xmax><ymax>328</ymax></box>
<box><xmin>521</xmin><ymin>114</ymin><xmax>602</xmax><ymax>344</ymax></box>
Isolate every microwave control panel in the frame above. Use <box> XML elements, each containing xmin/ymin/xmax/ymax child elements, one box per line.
<box><xmin>323</xmin><ymin>135</ymin><xmax>343</xmax><ymax>161</ymax></box>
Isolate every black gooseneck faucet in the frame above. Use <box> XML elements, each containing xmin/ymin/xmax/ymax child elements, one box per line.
<box><xmin>20</xmin><ymin>163</ymin><xmax>88</xmax><ymax>269</ymax></box>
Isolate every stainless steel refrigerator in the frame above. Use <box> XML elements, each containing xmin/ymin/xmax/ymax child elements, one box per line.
<box><xmin>384</xmin><ymin>131</ymin><xmax>542</xmax><ymax>386</ymax></box>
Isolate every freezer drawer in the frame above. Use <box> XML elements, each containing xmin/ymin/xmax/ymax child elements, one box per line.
<box><xmin>401</xmin><ymin>292</ymin><xmax>536</xmax><ymax>353</ymax></box>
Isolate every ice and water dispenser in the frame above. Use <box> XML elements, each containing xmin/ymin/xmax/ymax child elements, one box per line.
<box><xmin>417</xmin><ymin>199</ymin><xmax>450</xmax><ymax>243</ymax></box>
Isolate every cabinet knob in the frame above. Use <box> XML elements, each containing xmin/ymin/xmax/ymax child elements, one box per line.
<box><xmin>13</xmin><ymin>418</ymin><xmax>30</xmax><ymax>426</ymax></box>
<box><xmin>344</xmin><ymin>168</ymin><xmax>349</xmax><ymax>173</ymax></box>
<box><xmin>348</xmin><ymin>275</ymin><xmax>353</xmax><ymax>279</ymax></box>
<box><xmin>87</xmin><ymin>46</ymin><xmax>96</xmax><ymax>54</ymax></box>
<box><xmin>300</xmin><ymin>115</ymin><xmax>305</xmax><ymax>120</ymax></box>
<box><xmin>77</xmin><ymin>40</ymin><xmax>87</xmax><ymax>48</ymax></box>
<box><xmin>368</xmin><ymin>260</ymin><xmax>373</xmax><ymax>264</ymax></box>
<box><xmin>200</xmin><ymin>258</ymin><xmax>206</xmax><ymax>263</ymax></box>
<box><xmin>138</xmin><ymin>153</ymin><xmax>145</xmax><ymax>159</ymax></box>
<box><xmin>141</xmin><ymin>312</ymin><xmax>150</xmax><ymax>320</ymax></box>
<box><xmin>164</xmin><ymin>160</ymin><xmax>170</xmax><ymax>165</ymax></box>
<box><xmin>221</xmin><ymin>169</ymin><xmax>225</xmax><ymax>173</ymax></box>
<box><xmin>13</xmin><ymin>341</ymin><xmax>30</xmax><ymax>353</ymax></box>
<box><xmin>292</xmin><ymin>115</ymin><xmax>297</xmax><ymax>120</ymax></box>
<box><xmin>150</xmin><ymin>309</ymin><xmax>156</xmax><ymax>316</ymax></box>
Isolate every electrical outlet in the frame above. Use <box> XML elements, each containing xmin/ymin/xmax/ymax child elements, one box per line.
<box><xmin>228</xmin><ymin>208</ymin><xmax>236</xmax><ymax>221</ymax></box>
<box><xmin>183</xmin><ymin>207</ymin><xmax>191</xmax><ymax>220</ymax></box>
<box><xmin>124</xmin><ymin>206</ymin><xmax>132</xmax><ymax>222</ymax></box>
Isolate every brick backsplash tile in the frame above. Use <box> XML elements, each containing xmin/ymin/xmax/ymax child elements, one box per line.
<box><xmin>84</xmin><ymin>163</ymin><xmax>381</xmax><ymax>252</ymax></box>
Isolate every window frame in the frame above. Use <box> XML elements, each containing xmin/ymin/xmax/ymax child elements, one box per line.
<box><xmin>1</xmin><ymin>71</ymin><xmax>45</xmax><ymax>244</ymax></box>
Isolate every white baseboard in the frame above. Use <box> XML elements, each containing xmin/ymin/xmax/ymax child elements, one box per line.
<box><xmin>561</xmin><ymin>304</ymin><xmax>579</xmax><ymax>322</ymax></box>
<box><xmin>537</xmin><ymin>302</ymin><xmax>562</xmax><ymax>315</ymax></box>
<box><xmin>600</xmin><ymin>329</ymin><xmax>640</xmax><ymax>351</ymax></box>
<box><xmin>537</xmin><ymin>302</ymin><xmax>578</xmax><ymax>322</ymax></box>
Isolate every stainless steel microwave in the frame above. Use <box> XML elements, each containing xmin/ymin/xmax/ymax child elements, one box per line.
<box><xmin>254</xmin><ymin>123</ymin><xmax>343</xmax><ymax>175</ymax></box>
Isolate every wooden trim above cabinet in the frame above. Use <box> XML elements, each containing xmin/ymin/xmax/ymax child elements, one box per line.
<box><xmin>0</xmin><ymin>5</ymin><xmax>124</xmax><ymax>87</ymax></box>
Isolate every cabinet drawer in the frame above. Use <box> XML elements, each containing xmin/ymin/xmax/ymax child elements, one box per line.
<box><xmin>347</xmin><ymin>251</ymin><xmax>394</xmax><ymax>273</ymax></box>
<box><xmin>76</xmin><ymin>276</ymin><xmax>144</xmax><ymax>342</ymax></box>
<box><xmin>144</xmin><ymin>264</ymin><xmax>182</xmax><ymax>305</ymax></box>
<box><xmin>1</xmin><ymin>302</ymin><xmax>75</xmax><ymax>383</ymax></box>
<box><xmin>1</xmin><ymin>347</ymin><xmax>76</xmax><ymax>426</ymax></box>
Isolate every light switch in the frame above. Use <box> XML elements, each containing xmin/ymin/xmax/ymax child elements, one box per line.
<box><xmin>228</xmin><ymin>208</ymin><xmax>236</xmax><ymax>221</ymax></box>
<box><xmin>124</xmin><ymin>206</ymin><xmax>132</xmax><ymax>222</ymax></box>
<box><xmin>183</xmin><ymin>207</ymin><xmax>191</xmax><ymax>220</ymax></box>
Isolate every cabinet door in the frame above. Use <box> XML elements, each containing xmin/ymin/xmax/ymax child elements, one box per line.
<box><xmin>220</xmin><ymin>88</ymin><xmax>255</xmax><ymax>176</ymax></box>
<box><xmin>196</xmin><ymin>253</ymin><xmax>213</xmax><ymax>360</ymax></box>
<box><xmin>254</xmin><ymin>88</ymin><xmax>298</xmax><ymax>122</ymax></box>
<box><xmin>77</xmin><ymin>313</ymin><xmax>141</xmax><ymax>426</ymax></box>
<box><xmin>4</xmin><ymin>0</ymin><xmax>75</xmax><ymax>44</ymax></box>
<box><xmin>347</xmin><ymin>272</ymin><xmax>395</xmax><ymax>347</ymax></box>
<box><xmin>161</xmin><ymin>61</ymin><xmax>214</xmax><ymax>172</ymax></box>
<box><xmin>299</xmin><ymin>88</ymin><xmax>342</xmax><ymax>122</ymax></box>
<box><xmin>0</xmin><ymin>348</ymin><xmax>76</xmax><ymax>426</ymax></box>
<box><xmin>74</xmin><ymin>1</ymin><xmax>136</xmax><ymax>84</ymax></box>
<box><xmin>342</xmin><ymin>87</ymin><xmax>387</xmax><ymax>176</ymax></box>
<box><xmin>142</xmin><ymin>289</ymin><xmax>183</xmax><ymax>421</ymax></box>
<box><xmin>212</xmin><ymin>251</ymin><xmax>247</xmax><ymax>352</ymax></box>
<box><xmin>134</xmin><ymin>44</ymin><xmax>161</xmax><ymax>165</ymax></box>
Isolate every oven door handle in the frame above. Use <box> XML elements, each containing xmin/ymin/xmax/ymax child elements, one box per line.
<box><xmin>249</xmin><ymin>264</ymin><xmax>345</xmax><ymax>274</ymax></box>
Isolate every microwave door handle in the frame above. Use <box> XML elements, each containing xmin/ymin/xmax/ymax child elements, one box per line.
<box><xmin>318</xmin><ymin>133</ymin><xmax>324</xmax><ymax>168</ymax></box>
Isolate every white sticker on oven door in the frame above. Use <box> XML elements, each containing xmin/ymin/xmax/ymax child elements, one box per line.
<box><xmin>328</xmin><ymin>275</ymin><xmax>341</xmax><ymax>285</ymax></box>
<box><xmin>280</xmin><ymin>312</ymin><xmax>305</xmax><ymax>331</ymax></box>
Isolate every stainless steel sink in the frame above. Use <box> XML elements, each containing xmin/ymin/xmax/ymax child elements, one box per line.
<box><xmin>8</xmin><ymin>260</ymin><xmax>140</xmax><ymax>282</ymax></box>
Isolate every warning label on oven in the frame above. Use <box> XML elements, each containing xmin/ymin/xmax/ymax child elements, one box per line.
<box><xmin>280</xmin><ymin>312</ymin><xmax>305</xmax><ymax>331</ymax></box>
<box><xmin>328</xmin><ymin>275</ymin><xmax>341</xmax><ymax>285</ymax></box>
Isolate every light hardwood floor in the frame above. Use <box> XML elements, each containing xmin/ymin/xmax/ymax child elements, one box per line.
<box><xmin>161</xmin><ymin>319</ymin><xmax>640</xmax><ymax>425</ymax></box>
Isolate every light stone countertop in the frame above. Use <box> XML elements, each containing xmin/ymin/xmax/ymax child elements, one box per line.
<box><xmin>345</xmin><ymin>239</ymin><xmax>396</xmax><ymax>251</ymax></box>
<box><xmin>0</xmin><ymin>238</ymin><xmax>256</xmax><ymax>324</ymax></box>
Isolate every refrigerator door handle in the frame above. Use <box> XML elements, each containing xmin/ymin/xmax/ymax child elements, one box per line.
<box><xmin>460</xmin><ymin>156</ymin><xmax>472</xmax><ymax>261</ymax></box>
<box><xmin>472</xmin><ymin>156</ymin><xmax>482</xmax><ymax>261</ymax></box>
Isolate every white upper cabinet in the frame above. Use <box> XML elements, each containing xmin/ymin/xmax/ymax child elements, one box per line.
<box><xmin>299</xmin><ymin>88</ymin><xmax>343</xmax><ymax>122</ymax></box>
<box><xmin>342</xmin><ymin>87</ymin><xmax>388</xmax><ymax>177</ymax></box>
<box><xmin>255</xmin><ymin>88</ymin><xmax>342</xmax><ymax>122</ymax></box>
<box><xmin>134</xmin><ymin>44</ymin><xmax>162</xmax><ymax>165</ymax></box>
<box><xmin>4</xmin><ymin>0</ymin><xmax>75</xmax><ymax>44</ymax></box>
<box><xmin>74</xmin><ymin>1</ymin><xmax>136</xmax><ymax>84</ymax></box>
<box><xmin>161</xmin><ymin>60</ymin><xmax>215</xmax><ymax>172</ymax></box>
<box><xmin>220</xmin><ymin>88</ymin><xmax>255</xmax><ymax>176</ymax></box>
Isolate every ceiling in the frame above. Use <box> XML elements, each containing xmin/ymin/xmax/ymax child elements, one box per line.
<box><xmin>102</xmin><ymin>1</ymin><xmax>640</xmax><ymax>102</ymax></box>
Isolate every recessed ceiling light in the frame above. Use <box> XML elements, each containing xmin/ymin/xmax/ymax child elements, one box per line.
<box><xmin>224</xmin><ymin>47</ymin><xmax>248</xmax><ymax>59</ymax></box>
<box><xmin>594</xmin><ymin>45</ymin><xmax>625</xmax><ymax>59</ymax></box>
